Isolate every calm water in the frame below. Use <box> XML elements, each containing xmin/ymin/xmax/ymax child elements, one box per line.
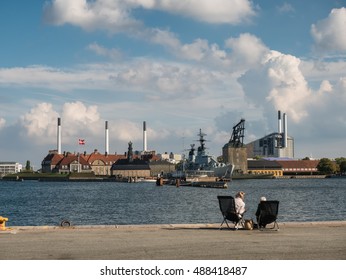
<box><xmin>0</xmin><ymin>178</ymin><xmax>345</xmax><ymax>226</ymax></box>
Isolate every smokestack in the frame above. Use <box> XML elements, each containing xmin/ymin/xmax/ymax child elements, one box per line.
<box><xmin>143</xmin><ymin>121</ymin><xmax>147</xmax><ymax>152</ymax></box>
<box><xmin>283</xmin><ymin>113</ymin><xmax>288</xmax><ymax>148</ymax></box>
<box><xmin>105</xmin><ymin>121</ymin><xmax>109</xmax><ymax>155</ymax></box>
<box><xmin>278</xmin><ymin>110</ymin><xmax>282</xmax><ymax>134</ymax></box>
<box><xmin>57</xmin><ymin>117</ymin><xmax>61</xmax><ymax>154</ymax></box>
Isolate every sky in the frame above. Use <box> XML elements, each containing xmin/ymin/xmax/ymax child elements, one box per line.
<box><xmin>0</xmin><ymin>0</ymin><xmax>346</xmax><ymax>169</ymax></box>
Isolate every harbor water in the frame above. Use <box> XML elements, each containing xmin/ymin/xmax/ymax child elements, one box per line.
<box><xmin>0</xmin><ymin>178</ymin><xmax>345</xmax><ymax>226</ymax></box>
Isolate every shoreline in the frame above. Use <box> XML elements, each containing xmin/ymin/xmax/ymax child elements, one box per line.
<box><xmin>2</xmin><ymin>174</ymin><xmax>341</xmax><ymax>182</ymax></box>
<box><xmin>3</xmin><ymin>220</ymin><xmax>346</xmax><ymax>230</ymax></box>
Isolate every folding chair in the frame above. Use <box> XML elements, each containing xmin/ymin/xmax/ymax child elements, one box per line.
<box><xmin>217</xmin><ymin>195</ymin><xmax>244</xmax><ymax>230</ymax></box>
<box><xmin>257</xmin><ymin>200</ymin><xmax>280</xmax><ymax>231</ymax></box>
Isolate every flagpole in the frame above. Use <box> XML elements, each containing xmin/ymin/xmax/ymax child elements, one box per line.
<box><xmin>78</xmin><ymin>138</ymin><xmax>85</xmax><ymax>173</ymax></box>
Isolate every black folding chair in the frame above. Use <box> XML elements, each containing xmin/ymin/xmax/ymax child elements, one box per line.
<box><xmin>217</xmin><ymin>195</ymin><xmax>244</xmax><ymax>230</ymax></box>
<box><xmin>257</xmin><ymin>200</ymin><xmax>280</xmax><ymax>231</ymax></box>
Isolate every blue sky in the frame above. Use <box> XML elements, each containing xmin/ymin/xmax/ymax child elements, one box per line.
<box><xmin>0</xmin><ymin>0</ymin><xmax>346</xmax><ymax>169</ymax></box>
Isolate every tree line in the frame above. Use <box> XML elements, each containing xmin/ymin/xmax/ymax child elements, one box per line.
<box><xmin>317</xmin><ymin>157</ymin><xmax>346</xmax><ymax>175</ymax></box>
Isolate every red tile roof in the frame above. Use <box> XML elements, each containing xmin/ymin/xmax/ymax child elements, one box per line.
<box><xmin>276</xmin><ymin>160</ymin><xmax>319</xmax><ymax>169</ymax></box>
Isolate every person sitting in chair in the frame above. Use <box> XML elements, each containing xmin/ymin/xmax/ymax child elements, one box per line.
<box><xmin>255</xmin><ymin>196</ymin><xmax>267</xmax><ymax>228</ymax></box>
<box><xmin>234</xmin><ymin>191</ymin><xmax>246</xmax><ymax>218</ymax></box>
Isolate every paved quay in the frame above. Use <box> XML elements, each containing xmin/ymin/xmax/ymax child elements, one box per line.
<box><xmin>1</xmin><ymin>221</ymin><xmax>345</xmax><ymax>260</ymax></box>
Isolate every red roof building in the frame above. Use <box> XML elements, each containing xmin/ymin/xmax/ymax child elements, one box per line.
<box><xmin>41</xmin><ymin>150</ymin><xmax>126</xmax><ymax>175</ymax></box>
<box><xmin>276</xmin><ymin>160</ymin><xmax>320</xmax><ymax>175</ymax></box>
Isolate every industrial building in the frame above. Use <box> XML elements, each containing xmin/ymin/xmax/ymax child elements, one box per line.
<box><xmin>222</xmin><ymin>119</ymin><xmax>247</xmax><ymax>173</ymax></box>
<box><xmin>246</xmin><ymin>133</ymin><xmax>294</xmax><ymax>158</ymax></box>
<box><xmin>246</xmin><ymin>111</ymin><xmax>294</xmax><ymax>158</ymax></box>
<box><xmin>223</xmin><ymin>111</ymin><xmax>295</xmax><ymax>174</ymax></box>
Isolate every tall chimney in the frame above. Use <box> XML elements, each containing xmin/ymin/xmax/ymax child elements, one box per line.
<box><xmin>105</xmin><ymin>121</ymin><xmax>109</xmax><ymax>155</ymax></box>
<box><xmin>278</xmin><ymin>110</ymin><xmax>282</xmax><ymax>134</ymax></box>
<box><xmin>57</xmin><ymin>117</ymin><xmax>62</xmax><ymax>154</ymax></box>
<box><xmin>283</xmin><ymin>113</ymin><xmax>288</xmax><ymax>148</ymax></box>
<box><xmin>143</xmin><ymin>121</ymin><xmax>147</xmax><ymax>152</ymax></box>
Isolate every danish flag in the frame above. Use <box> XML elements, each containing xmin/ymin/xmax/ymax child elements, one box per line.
<box><xmin>78</xmin><ymin>139</ymin><xmax>85</xmax><ymax>145</ymax></box>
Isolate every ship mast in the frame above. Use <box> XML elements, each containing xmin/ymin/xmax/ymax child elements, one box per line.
<box><xmin>197</xmin><ymin>129</ymin><xmax>207</xmax><ymax>156</ymax></box>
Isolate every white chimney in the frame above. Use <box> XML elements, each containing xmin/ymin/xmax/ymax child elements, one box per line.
<box><xmin>278</xmin><ymin>110</ymin><xmax>282</xmax><ymax>134</ymax></box>
<box><xmin>143</xmin><ymin>121</ymin><xmax>147</xmax><ymax>152</ymax></box>
<box><xmin>283</xmin><ymin>113</ymin><xmax>288</xmax><ymax>148</ymax></box>
<box><xmin>57</xmin><ymin>117</ymin><xmax>61</xmax><ymax>154</ymax></box>
<box><xmin>105</xmin><ymin>121</ymin><xmax>109</xmax><ymax>155</ymax></box>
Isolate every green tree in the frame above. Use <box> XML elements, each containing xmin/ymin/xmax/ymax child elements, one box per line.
<box><xmin>25</xmin><ymin>160</ymin><xmax>31</xmax><ymax>171</ymax></box>
<box><xmin>317</xmin><ymin>158</ymin><xmax>337</xmax><ymax>174</ymax></box>
<box><xmin>335</xmin><ymin>157</ymin><xmax>346</xmax><ymax>165</ymax></box>
<box><xmin>337</xmin><ymin>159</ymin><xmax>346</xmax><ymax>174</ymax></box>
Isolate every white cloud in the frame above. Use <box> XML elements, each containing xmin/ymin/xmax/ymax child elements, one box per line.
<box><xmin>239</xmin><ymin>51</ymin><xmax>312</xmax><ymax>123</ymax></box>
<box><xmin>0</xmin><ymin>65</ymin><xmax>111</xmax><ymax>92</ymax></box>
<box><xmin>61</xmin><ymin>101</ymin><xmax>102</xmax><ymax>139</ymax></box>
<box><xmin>87</xmin><ymin>42</ymin><xmax>123</xmax><ymax>60</ymax></box>
<box><xmin>20</xmin><ymin>103</ymin><xmax>59</xmax><ymax>140</ymax></box>
<box><xmin>17</xmin><ymin>101</ymin><xmax>176</xmax><ymax>154</ymax></box>
<box><xmin>44</xmin><ymin>0</ymin><xmax>256</xmax><ymax>33</ymax></box>
<box><xmin>43</xmin><ymin>0</ymin><xmax>142</xmax><ymax>33</ymax></box>
<box><xmin>0</xmin><ymin>117</ymin><xmax>6</xmax><ymax>129</ymax></box>
<box><xmin>318</xmin><ymin>80</ymin><xmax>333</xmax><ymax>95</ymax></box>
<box><xmin>311</xmin><ymin>7</ymin><xmax>346</xmax><ymax>53</ymax></box>
<box><xmin>147</xmin><ymin>0</ymin><xmax>256</xmax><ymax>24</ymax></box>
<box><xmin>149</xmin><ymin>29</ymin><xmax>229</xmax><ymax>66</ymax></box>
<box><xmin>225</xmin><ymin>33</ymin><xmax>269</xmax><ymax>70</ymax></box>
<box><xmin>0</xmin><ymin>59</ymin><xmax>230</xmax><ymax>99</ymax></box>
<box><xmin>277</xmin><ymin>3</ymin><xmax>295</xmax><ymax>14</ymax></box>
<box><xmin>299</xmin><ymin>59</ymin><xmax>346</xmax><ymax>83</ymax></box>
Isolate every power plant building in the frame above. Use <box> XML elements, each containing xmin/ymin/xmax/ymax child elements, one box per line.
<box><xmin>246</xmin><ymin>111</ymin><xmax>294</xmax><ymax>158</ymax></box>
<box><xmin>246</xmin><ymin>133</ymin><xmax>294</xmax><ymax>158</ymax></box>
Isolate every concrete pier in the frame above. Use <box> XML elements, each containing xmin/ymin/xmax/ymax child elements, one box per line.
<box><xmin>0</xmin><ymin>221</ymin><xmax>345</xmax><ymax>260</ymax></box>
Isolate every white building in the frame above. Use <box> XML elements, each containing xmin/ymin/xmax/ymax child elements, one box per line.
<box><xmin>159</xmin><ymin>152</ymin><xmax>182</xmax><ymax>163</ymax></box>
<box><xmin>246</xmin><ymin>133</ymin><xmax>294</xmax><ymax>158</ymax></box>
<box><xmin>0</xmin><ymin>162</ymin><xmax>23</xmax><ymax>177</ymax></box>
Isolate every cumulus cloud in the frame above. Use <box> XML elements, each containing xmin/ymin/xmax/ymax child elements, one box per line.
<box><xmin>20</xmin><ymin>103</ymin><xmax>59</xmax><ymax>140</ymax></box>
<box><xmin>318</xmin><ymin>80</ymin><xmax>333</xmax><ymax>95</ymax></box>
<box><xmin>17</xmin><ymin>101</ymin><xmax>176</xmax><ymax>155</ymax></box>
<box><xmin>311</xmin><ymin>7</ymin><xmax>346</xmax><ymax>53</ymax></box>
<box><xmin>43</xmin><ymin>0</ymin><xmax>142</xmax><ymax>33</ymax></box>
<box><xmin>61</xmin><ymin>101</ymin><xmax>102</xmax><ymax>139</ymax></box>
<box><xmin>239</xmin><ymin>51</ymin><xmax>312</xmax><ymax>123</ymax></box>
<box><xmin>19</xmin><ymin>102</ymin><xmax>102</xmax><ymax>146</ymax></box>
<box><xmin>43</xmin><ymin>0</ymin><xmax>256</xmax><ymax>33</ymax></box>
<box><xmin>299</xmin><ymin>59</ymin><xmax>346</xmax><ymax>83</ymax></box>
<box><xmin>147</xmin><ymin>0</ymin><xmax>256</xmax><ymax>24</ymax></box>
<box><xmin>296</xmin><ymin>77</ymin><xmax>346</xmax><ymax>141</ymax></box>
<box><xmin>225</xmin><ymin>33</ymin><xmax>269</xmax><ymax>70</ymax></box>
<box><xmin>149</xmin><ymin>29</ymin><xmax>229</xmax><ymax>66</ymax></box>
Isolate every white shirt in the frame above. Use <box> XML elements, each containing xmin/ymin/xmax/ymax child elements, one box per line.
<box><xmin>235</xmin><ymin>197</ymin><xmax>246</xmax><ymax>216</ymax></box>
